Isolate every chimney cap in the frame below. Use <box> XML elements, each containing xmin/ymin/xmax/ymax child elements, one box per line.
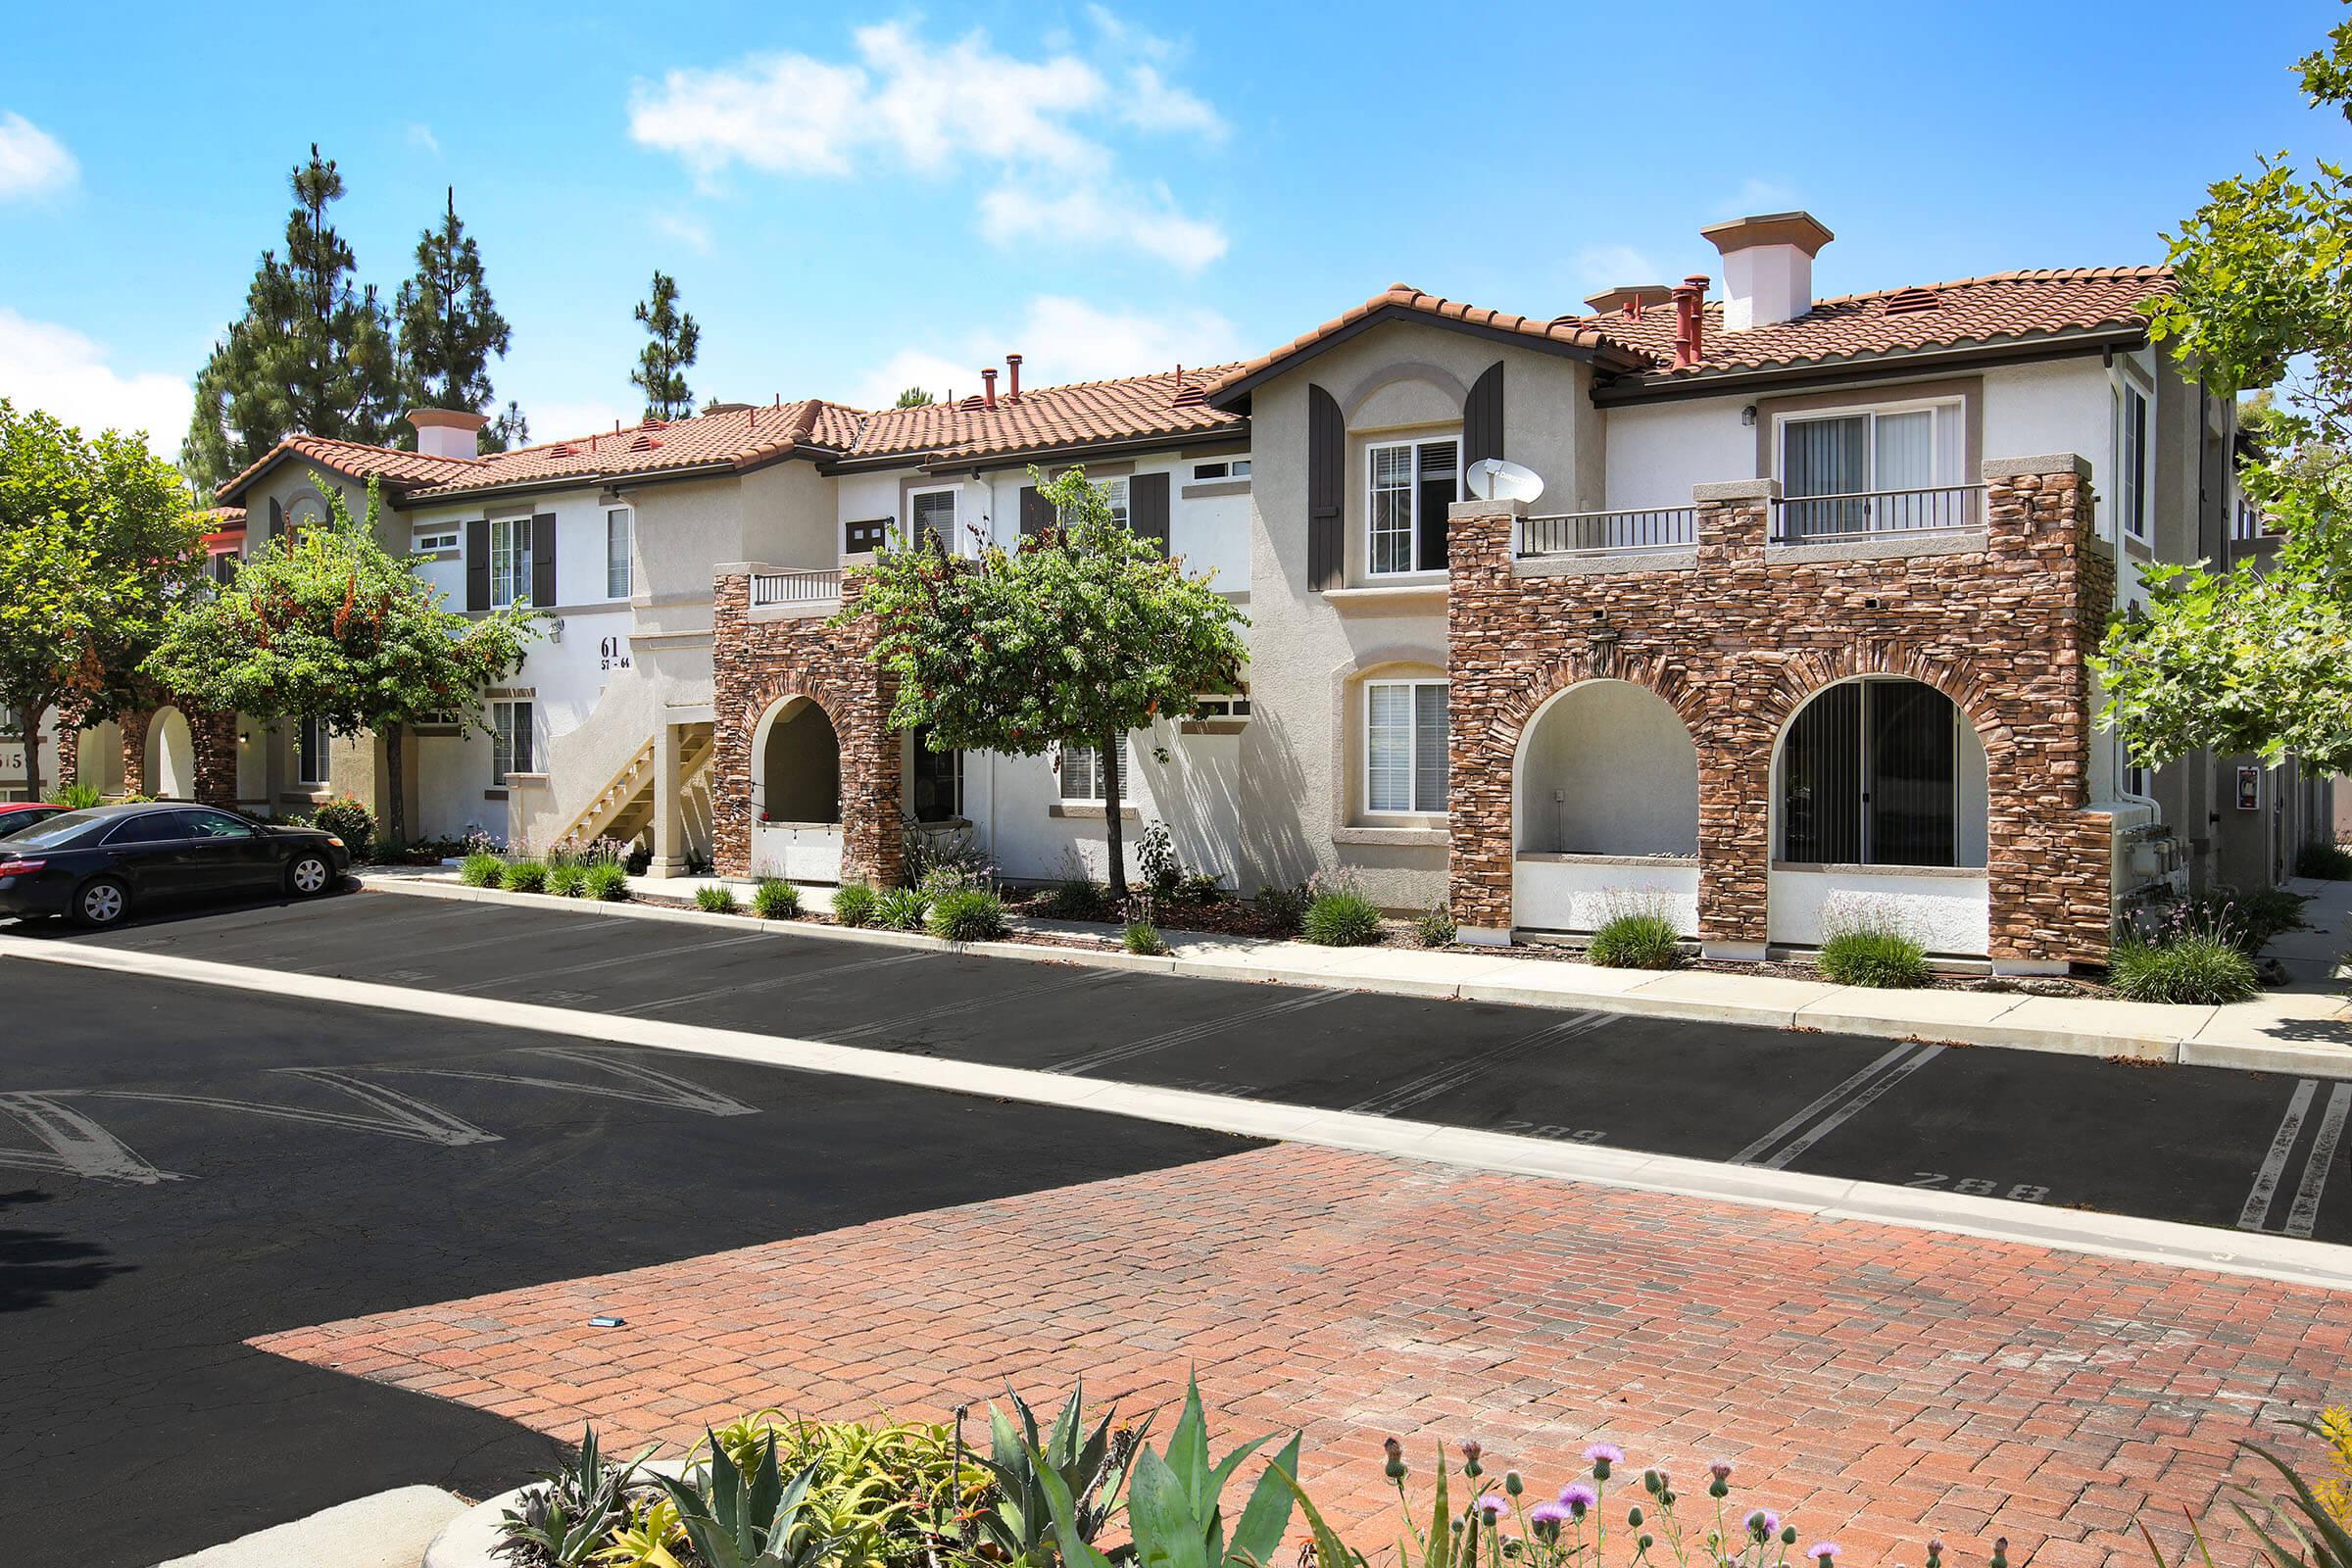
<box><xmin>1584</xmin><ymin>284</ymin><xmax>1674</xmax><ymax>317</ymax></box>
<box><xmin>405</xmin><ymin>408</ymin><xmax>491</xmax><ymax>433</ymax></box>
<box><xmin>1699</xmin><ymin>211</ymin><xmax>1835</xmax><ymax>259</ymax></box>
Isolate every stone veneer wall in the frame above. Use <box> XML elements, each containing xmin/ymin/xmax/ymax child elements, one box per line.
<box><xmin>710</xmin><ymin>570</ymin><xmax>904</xmax><ymax>886</ymax></box>
<box><xmin>1446</xmin><ymin>457</ymin><xmax>2114</xmax><ymax>968</ymax></box>
<box><xmin>54</xmin><ymin>700</ymin><xmax>237</xmax><ymax>808</ymax></box>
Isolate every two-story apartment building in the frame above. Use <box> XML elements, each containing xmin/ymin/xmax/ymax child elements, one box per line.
<box><xmin>90</xmin><ymin>210</ymin><xmax>2331</xmax><ymax>971</ymax></box>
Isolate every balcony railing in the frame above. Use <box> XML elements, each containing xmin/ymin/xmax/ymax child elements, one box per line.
<box><xmin>1519</xmin><ymin>507</ymin><xmax>1696</xmax><ymax>559</ymax></box>
<box><xmin>750</xmin><ymin>567</ymin><xmax>843</xmax><ymax>607</ymax></box>
<box><xmin>1772</xmin><ymin>484</ymin><xmax>1983</xmax><ymax>543</ymax></box>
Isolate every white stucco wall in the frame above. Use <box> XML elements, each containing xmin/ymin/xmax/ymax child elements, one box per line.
<box><xmin>1768</xmin><ymin>867</ymin><xmax>1990</xmax><ymax>956</ymax></box>
<box><xmin>1515</xmin><ymin>681</ymin><xmax>1700</xmax><ymax>856</ymax></box>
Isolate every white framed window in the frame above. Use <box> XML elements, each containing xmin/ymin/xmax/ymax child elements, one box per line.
<box><xmin>907</xmin><ymin>487</ymin><xmax>956</xmax><ymax>549</ymax></box>
<box><xmin>1056</xmin><ymin>737</ymin><xmax>1131</xmax><ymax>803</ymax></box>
<box><xmin>1365</xmin><ymin>679</ymin><xmax>1447</xmax><ymax>813</ymax></box>
<box><xmin>2116</xmin><ymin>382</ymin><xmax>2150</xmax><ymax>540</ymax></box>
<box><xmin>491</xmin><ymin>700</ymin><xmax>534</xmax><ymax>784</ymax></box>
<box><xmin>415</xmin><ymin>710</ymin><xmax>462</xmax><ymax>730</ymax></box>
<box><xmin>1366</xmin><ymin>437</ymin><xmax>1458</xmax><ymax>575</ymax></box>
<box><xmin>605</xmin><ymin>508</ymin><xmax>633</xmax><ymax>598</ymax></box>
<box><xmin>1776</xmin><ymin>399</ymin><xmax>1966</xmax><ymax>537</ymax></box>
<box><xmin>295</xmin><ymin>714</ymin><xmax>329</xmax><ymax>786</ymax></box>
<box><xmin>284</xmin><ymin>494</ymin><xmax>326</xmax><ymax>540</ymax></box>
<box><xmin>1191</xmin><ymin>691</ymin><xmax>1251</xmax><ymax>721</ymax></box>
<box><xmin>1193</xmin><ymin>459</ymin><xmax>1251</xmax><ymax>481</ymax></box>
<box><xmin>490</xmin><ymin>516</ymin><xmax>533</xmax><ymax>608</ymax></box>
<box><xmin>1054</xmin><ymin>475</ymin><xmax>1128</xmax><ymax>530</ymax></box>
<box><xmin>415</xmin><ymin>529</ymin><xmax>460</xmax><ymax>554</ymax></box>
<box><xmin>208</xmin><ymin>551</ymin><xmax>240</xmax><ymax>584</ymax></box>
<box><xmin>0</xmin><ymin>703</ymin><xmax>20</xmax><ymax>737</ymax></box>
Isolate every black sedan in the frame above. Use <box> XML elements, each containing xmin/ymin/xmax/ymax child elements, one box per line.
<box><xmin>0</xmin><ymin>803</ymin><xmax>351</xmax><ymax>928</ymax></box>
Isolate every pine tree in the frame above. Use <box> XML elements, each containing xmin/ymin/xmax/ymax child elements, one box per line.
<box><xmin>895</xmin><ymin>387</ymin><xmax>936</xmax><ymax>408</ymax></box>
<box><xmin>630</xmin><ymin>270</ymin><xmax>700</xmax><ymax>420</ymax></box>
<box><xmin>182</xmin><ymin>146</ymin><xmax>400</xmax><ymax>492</ymax></box>
<box><xmin>395</xmin><ymin>186</ymin><xmax>514</xmax><ymax>454</ymax></box>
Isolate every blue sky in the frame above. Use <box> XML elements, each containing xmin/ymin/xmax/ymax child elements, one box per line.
<box><xmin>2</xmin><ymin>0</ymin><xmax>2347</xmax><ymax>459</ymax></box>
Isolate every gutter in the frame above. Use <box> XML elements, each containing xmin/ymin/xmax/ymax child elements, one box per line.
<box><xmin>820</xmin><ymin>425</ymin><xmax>1250</xmax><ymax>477</ymax></box>
<box><xmin>1592</xmin><ymin>326</ymin><xmax>2149</xmax><ymax>407</ymax></box>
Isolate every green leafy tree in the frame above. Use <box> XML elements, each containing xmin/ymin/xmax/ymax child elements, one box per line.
<box><xmin>2093</xmin><ymin>20</ymin><xmax>2352</xmax><ymax>775</ymax></box>
<box><xmin>847</xmin><ymin>466</ymin><xmax>1247</xmax><ymax>898</ymax></box>
<box><xmin>894</xmin><ymin>387</ymin><xmax>936</xmax><ymax>409</ymax></box>
<box><xmin>146</xmin><ymin>473</ymin><xmax>542</xmax><ymax>844</ymax></box>
<box><xmin>0</xmin><ymin>401</ymin><xmax>205</xmax><ymax>801</ymax></box>
<box><xmin>395</xmin><ymin>186</ymin><xmax>516</xmax><ymax>453</ymax></box>
<box><xmin>182</xmin><ymin>145</ymin><xmax>401</xmax><ymax>492</ymax></box>
<box><xmin>630</xmin><ymin>270</ymin><xmax>700</xmax><ymax>420</ymax></box>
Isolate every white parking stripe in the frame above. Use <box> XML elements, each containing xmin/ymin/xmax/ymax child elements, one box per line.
<box><xmin>0</xmin><ymin>1092</ymin><xmax>188</xmax><ymax>1184</ymax></box>
<box><xmin>1749</xmin><ymin>1044</ymin><xmax>1945</xmax><ymax>1170</ymax></box>
<box><xmin>1350</xmin><ymin>1011</ymin><xmax>1613</xmax><ymax>1116</ymax></box>
<box><xmin>2283</xmin><ymin>1082</ymin><xmax>2349</xmax><ymax>1240</ymax></box>
<box><xmin>2240</xmin><ymin>1078</ymin><xmax>2319</xmax><ymax>1233</ymax></box>
<box><xmin>1050</xmin><ymin>988</ymin><xmax>1348</xmax><ymax>1075</ymax></box>
<box><xmin>1732</xmin><ymin>1042</ymin><xmax>1922</xmax><ymax>1167</ymax></box>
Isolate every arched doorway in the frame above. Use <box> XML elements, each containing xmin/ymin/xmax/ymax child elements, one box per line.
<box><xmin>1768</xmin><ymin>676</ymin><xmax>1989</xmax><ymax>956</ymax></box>
<box><xmin>148</xmin><ymin>707</ymin><xmax>196</xmax><ymax>801</ymax></box>
<box><xmin>76</xmin><ymin>719</ymin><xmax>124</xmax><ymax>799</ymax></box>
<box><xmin>1512</xmin><ymin>679</ymin><xmax>1701</xmax><ymax>934</ymax></box>
<box><xmin>751</xmin><ymin>695</ymin><xmax>844</xmax><ymax>881</ymax></box>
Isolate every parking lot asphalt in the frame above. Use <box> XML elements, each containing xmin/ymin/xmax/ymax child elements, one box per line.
<box><xmin>24</xmin><ymin>887</ymin><xmax>2350</xmax><ymax>1244</ymax></box>
<box><xmin>0</xmin><ymin>955</ymin><xmax>1250</xmax><ymax>1566</ymax></box>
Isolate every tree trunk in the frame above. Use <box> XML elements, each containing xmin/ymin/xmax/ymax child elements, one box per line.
<box><xmin>1100</xmin><ymin>731</ymin><xmax>1128</xmax><ymax>901</ymax></box>
<box><xmin>20</xmin><ymin>698</ymin><xmax>46</xmax><ymax>803</ymax></box>
<box><xmin>383</xmin><ymin>721</ymin><xmax>406</xmax><ymax>852</ymax></box>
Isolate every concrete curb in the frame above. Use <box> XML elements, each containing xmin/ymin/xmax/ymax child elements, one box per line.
<box><xmin>157</xmin><ymin>1485</ymin><xmax>468</xmax><ymax>1567</ymax></box>
<box><xmin>12</xmin><ymin>929</ymin><xmax>2352</xmax><ymax>1293</ymax></box>
<box><xmin>353</xmin><ymin>873</ymin><xmax>2352</xmax><ymax>1079</ymax></box>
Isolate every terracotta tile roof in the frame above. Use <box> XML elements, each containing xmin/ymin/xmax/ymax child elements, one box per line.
<box><xmin>1205</xmin><ymin>284</ymin><xmax>1652</xmax><ymax>401</ymax></box>
<box><xmin>846</xmin><ymin>365</ymin><xmax>1245</xmax><ymax>465</ymax></box>
<box><xmin>1570</xmin><ymin>266</ymin><xmax>2170</xmax><ymax>384</ymax></box>
<box><xmin>193</xmin><ymin>505</ymin><xmax>246</xmax><ymax>528</ymax></box>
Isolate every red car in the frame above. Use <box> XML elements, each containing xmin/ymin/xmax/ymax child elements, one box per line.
<box><xmin>0</xmin><ymin>802</ymin><xmax>66</xmax><ymax>840</ymax></box>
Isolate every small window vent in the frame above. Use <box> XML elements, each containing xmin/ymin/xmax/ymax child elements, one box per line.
<box><xmin>1171</xmin><ymin>382</ymin><xmax>1207</xmax><ymax>408</ymax></box>
<box><xmin>548</xmin><ymin>443</ymin><xmax>580</xmax><ymax>458</ymax></box>
<box><xmin>1884</xmin><ymin>286</ymin><xmax>1941</xmax><ymax>315</ymax></box>
<box><xmin>628</xmin><ymin>433</ymin><xmax>662</xmax><ymax>453</ymax></box>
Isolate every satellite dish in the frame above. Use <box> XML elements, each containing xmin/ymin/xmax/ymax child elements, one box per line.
<box><xmin>1466</xmin><ymin>458</ymin><xmax>1544</xmax><ymax>504</ymax></box>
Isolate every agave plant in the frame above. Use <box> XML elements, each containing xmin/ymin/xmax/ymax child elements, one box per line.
<box><xmin>496</xmin><ymin>1428</ymin><xmax>638</xmax><ymax>1567</ymax></box>
<box><xmin>1033</xmin><ymin>1375</ymin><xmax>1299</xmax><ymax>1568</ymax></box>
<box><xmin>966</xmin><ymin>1382</ymin><xmax>1152</xmax><ymax>1566</ymax></box>
<box><xmin>2149</xmin><ymin>1430</ymin><xmax>2352</xmax><ymax>1568</ymax></box>
<box><xmin>658</xmin><ymin>1428</ymin><xmax>844</xmax><ymax>1568</ymax></box>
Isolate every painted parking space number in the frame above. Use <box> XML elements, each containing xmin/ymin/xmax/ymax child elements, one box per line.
<box><xmin>1906</xmin><ymin>1172</ymin><xmax>2050</xmax><ymax>1202</ymax></box>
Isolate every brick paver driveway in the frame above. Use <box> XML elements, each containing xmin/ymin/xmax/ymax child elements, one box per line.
<box><xmin>256</xmin><ymin>1144</ymin><xmax>2352</xmax><ymax>1568</ymax></box>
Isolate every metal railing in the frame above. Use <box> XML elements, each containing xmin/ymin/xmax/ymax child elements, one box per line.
<box><xmin>750</xmin><ymin>567</ymin><xmax>844</xmax><ymax>607</ymax></box>
<box><xmin>1772</xmin><ymin>484</ymin><xmax>1984</xmax><ymax>543</ymax></box>
<box><xmin>1518</xmin><ymin>507</ymin><xmax>1696</xmax><ymax>558</ymax></box>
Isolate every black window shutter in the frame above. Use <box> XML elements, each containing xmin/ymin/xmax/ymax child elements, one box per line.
<box><xmin>1465</xmin><ymin>362</ymin><xmax>1504</xmax><ymax>470</ymax></box>
<box><xmin>466</xmin><ymin>518</ymin><xmax>490</xmax><ymax>612</ymax></box>
<box><xmin>1306</xmin><ymin>383</ymin><xmax>1344</xmax><ymax>591</ymax></box>
<box><xmin>531</xmin><ymin>514</ymin><xmax>557</xmax><ymax>607</ymax></box>
<box><xmin>1019</xmin><ymin>485</ymin><xmax>1054</xmax><ymax>538</ymax></box>
<box><xmin>1131</xmin><ymin>471</ymin><xmax>1170</xmax><ymax>554</ymax></box>
<box><xmin>267</xmin><ymin>496</ymin><xmax>283</xmax><ymax>546</ymax></box>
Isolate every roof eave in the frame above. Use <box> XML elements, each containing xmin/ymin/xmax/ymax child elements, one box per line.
<box><xmin>1205</xmin><ymin>303</ymin><xmax>1644</xmax><ymax>409</ymax></box>
<box><xmin>1590</xmin><ymin>323</ymin><xmax>2151</xmax><ymax>407</ymax></box>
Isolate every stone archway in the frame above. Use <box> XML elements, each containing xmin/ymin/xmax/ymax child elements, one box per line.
<box><xmin>749</xmin><ymin>694</ymin><xmax>846</xmax><ymax>881</ymax></box>
<box><xmin>1510</xmin><ymin>678</ymin><xmax>1702</xmax><ymax>935</ymax></box>
<box><xmin>148</xmin><ymin>706</ymin><xmax>196</xmax><ymax>800</ymax></box>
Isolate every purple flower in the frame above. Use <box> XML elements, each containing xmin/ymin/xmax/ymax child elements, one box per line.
<box><xmin>1709</xmin><ymin>1461</ymin><xmax>1734</xmax><ymax>1483</ymax></box>
<box><xmin>1810</xmin><ymin>1545</ymin><xmax>1841</xmax><ymax>1563</ymax></box>
<box><xmin>1559</xmin><ymin>1484</ymin><xmax>1597</xmax><ymax>1515</ymax></box>
<box><xmin>1476</xmin><ymin>1495</ymin><xmax>1510</xmax><ymax>1519</ymax></box>
<box><xmin>1529</xmin><ymin>1502</ymin><xmax>1573</xmax><ymax>1539</ymax></box>
<box><xmin>1585</xmin><ymin>1444</ymin><xmax>1625</xmax><ymax>1464</ymax></box>
<box><xmin>1746</xmin><ymin>1511</ymin><xmax>1781</xmax><ymax>1541</ymax></box>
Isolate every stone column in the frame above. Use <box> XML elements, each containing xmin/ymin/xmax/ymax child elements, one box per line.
<box><xmin>1690</xmin><ymin>479</ymin><xmax>1778</xmax><ymax>961</ymax></box>
<box><xmin>1444</xmin><ymin>496</ymin><xmax>1528</xmax><ymax>945</ymax></box>
<box><xmin>710</xmin><ymin>567</ymin><xmax>757</xmax><ymax>880</ymax></box>
<box><xmin>119</xmin><ymin>710</ymin><xmax>150</xmax><ymax>798</ymax></box>
<box><xmin>191</xmin><ymin>709</ymin><xmax>239</xmax><ymax>808</ymax></box>
<box><xmin>650</xmin><ymin>720</ymin><xmax>685</xmax><ymax>875</ymax></box>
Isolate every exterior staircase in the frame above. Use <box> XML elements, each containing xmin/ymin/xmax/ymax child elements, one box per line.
<box><xmin>557</xmin><ymin>722</ymin><xmax>714</xmax><ymax>855</ymax></box>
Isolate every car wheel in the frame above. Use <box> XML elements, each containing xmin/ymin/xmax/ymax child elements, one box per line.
<box><xmin>73</xmin><ymin>877</ymin><xmax>129</xmax><ymax>928</ymax></box>
<box><xmin>287</xmin><ymin>854</ymin><xmax>333</xmax><ymax>898</ymax></box>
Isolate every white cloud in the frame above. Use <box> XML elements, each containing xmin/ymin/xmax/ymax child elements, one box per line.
<box><xmin>407</xmin><ymin>122</ymin><xmax>441</xmax><ymax>156</ymax></box>
<box><xmin>846</xmin><ymin>294</ymin><xmax>1245</xmax><ymax>410</ymax></box>
<box><xmin>0</xmin><ymin>309</ymin><xmax>188</xmax><ymax>456</ymax></box>
<box><xmin>1572</xmin><ymin>244</ymin><xmax>1665</xmax><ymax>292</ymax></box>
<box><xmin>0</xmin><ymin>112</ymin><xmax>76</xmax><ymax>200</ymax></box>
<box><xmin>653</xmin><ymin>211</ymin><xmax>713</xmax><ymax>256</ymax></box>
<box><xmin>1717</xmin><ymin>176</ymin><xmax>1798</xmax><ymax>217</ymax></box>
<box><xmin>628</xmin><ymin>17</ymin><xmax>1225</xmax><ymax>268</ymax></box>
<box><xmin>978</xmin><ymin>179</ymin><xmax>1226</xmax><ymax>271</ymax></box>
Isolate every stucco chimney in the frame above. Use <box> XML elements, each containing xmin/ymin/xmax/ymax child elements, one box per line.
<box><xmin>1005</xmin><ymin>353</ymin><xmax>1022</xmax><ymax>401</ymax></box>
<box><xmin>1671</xmin><ymin>275</ymin><xmax>1708</xmax><ymax>369</ymax></box>
<box><xmin>981</xmin><ymin>368</ymin><xmax>999</xmax><ymax>410</ymax></box>
<box><xmin>1700</xmin><ymin>211</ymin><xmax>1834</xmax><ymax>331</ymax></box>
<box><xmin>1583</xmin><ymin>284</ymin><xmax>1673</xmax><ymax>319</ymax></box>
<box><xmin>407</xmin><ymin>408</ymin><xmax>489</xmax><ymax>460</ymax></box>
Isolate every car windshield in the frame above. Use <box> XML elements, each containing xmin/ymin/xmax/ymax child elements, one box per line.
<box><xmin>3</xmin><ymin>808</ymin><xmax>118</xmax><ymax>851</ymax></box>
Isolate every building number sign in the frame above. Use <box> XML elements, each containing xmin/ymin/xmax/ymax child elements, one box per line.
<box><xmin>600</xmin><ymin>635</ymin><xmax>632</xmax><ymax>674</ymax></box>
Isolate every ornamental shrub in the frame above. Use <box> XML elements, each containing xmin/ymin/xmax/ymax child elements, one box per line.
<box><xmin>1587</xmin><ymin>907</ymin><xmax>1682</xmax><ymax>969</ymax></box>
<box><xmin>1817</xmin><ymin>926</ymin><xmax>1929</xmax><ymax>988</ymax></box>
<box><xmin>546</xmin><ymin>863</ymin><xmax>587</xmax><ymax>899</ymax></box>
<box><xmin>51</xmin><ymin>783</ymin><xmax>102</xmax><ymax>810</ymax></box>
<box><xmin>307</xmin><ymin>797</ymin><xmax>377</xmax><ymax>861</ymax></box>
<box><xmin>928</xmin><ymin>887</ymin><xmax>1008</xmax><ymax>942</ymax></box>
<box><xmin>459</xmin><ymin>852</ymin><xmax>504</xmax><ymax>888</ymax></box>
<box><xmin>753</xmin><ymin>878</ymin><xmax>802</xmax><ymax>919</ymax></box>
<box><xmin>695</xmin><ymin>883</ymin><xmax>740</xmax><ymax>914</ymax></box>
<box><xmin>1123</xmin><ymin>920</ymin><xmax>1168</xmax><ymax>956</ymax></box>
<box><xmin>2297</xmin><ymin>841</ymin><xmax>2352</xmax><ymax>880</ymax></box>
<box><xmin>1414</xmin><ymin>904</ymin><xmax>1457</xmax><ymax>948</ymax></box>
<box><xmin>582</xmin><ymin>862</ymin><xmax>629</xmax><ymax>902</ymax></box>
<box><xmin>831</xmin><ymin>881</ymin><xmax>879</xmax><ymax>927</ymax></box>
<box><xmin>876</xmin><ymin>886</ymin><xmax>930</xmax><ymax>931</ymax></box>
<box><xmin>1254</xmin><ymin>881</ymin><xmax>1309</xmax><ymax>934</ymax></box>
<box><xmin>1040</xmin><ymin>877</ymin><xmax>1114</xmax><ymax>920</ymax></box>
<box><xmin>2110</xmin><ymin>932</ymin><xmax>2260</xmax><ymax>1004</ymax></box>
<box><xmin>503</xmin><ymin>858</ymin><xmax>549</xmax><ymax>895</ymax></box>
<box><xmin>1301</xmin><ymin>889</ymin><xmax>1384</xmax><ymax>947</ymax></box>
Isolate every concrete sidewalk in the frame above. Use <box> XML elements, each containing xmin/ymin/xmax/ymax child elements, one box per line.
<box><xmin>369</xmin><ymin>870</ymin><xmax>2352</xmax><ymax>1078</ymax></box>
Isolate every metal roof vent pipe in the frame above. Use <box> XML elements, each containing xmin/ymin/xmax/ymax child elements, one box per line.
<box><xmin>1005</xmin><ymin>354</ymin><xmax>1022</xmax><ymax>402</ymax></box>
<box><xmin>1671</xmin><ymin>275</ymin><xmax>1708</xmax><ymax>369</ymax></box>
<box><xmin>981</xmin><ymin>368</ymin><xmax>999</xmax><ymax>410</ymax></box>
